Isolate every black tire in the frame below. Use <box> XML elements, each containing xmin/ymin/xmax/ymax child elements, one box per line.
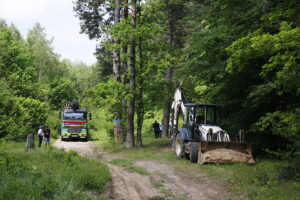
<box><xmin>175</xmin><ymin>133</ymin><xmax>185</xmax><ymax>158</ymax></box>
<box><xmin>189</xmin><ymin>142</ymin><xmax>199</xmax><ymax>163</ymax></box>
<box><xmin>61</xmin><ymin>137</ymin><xmax>65</xmax><ymax>141</ymax></box>
<box><xmin>83</xmin><ymin>137</ymin><xmax>88</xmax><ymax>142</ymax></box>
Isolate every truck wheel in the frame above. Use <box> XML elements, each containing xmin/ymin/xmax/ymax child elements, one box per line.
<box><xmin>61</xmin><ymin>137</ymin><xmax>65</xmax><ymax>141</ymax></box>
<box><xmin>189</xmin><ymin>142</ymin><xmax>199</xmax><ymax>163</ymax></box>
<box><xmin>175</xmin><ymin>133</ymin><xmax>185</xmax><ymax>158</ymax></box>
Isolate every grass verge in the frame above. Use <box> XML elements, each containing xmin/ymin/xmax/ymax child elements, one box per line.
<box><xmin>0</xmin><ymin>142</ymin><xmax>111</xmax><ymax>200</ymax></box>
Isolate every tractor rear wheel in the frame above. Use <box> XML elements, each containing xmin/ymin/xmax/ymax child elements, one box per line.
<box><xmin>189</xmin><ymin>142</ymin><xmax>199</xmax><ymax>163</ymax></box>
<box><xmin>175</xmin><ymin>133</ymin><xmax>185</xmax><ymax>158</ymax></box>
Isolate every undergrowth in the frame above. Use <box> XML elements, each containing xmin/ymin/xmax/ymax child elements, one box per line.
<box><xmin>0</xmin><ymin>142</ymin><xmax>111</xmax><ymax>200</ymax></box>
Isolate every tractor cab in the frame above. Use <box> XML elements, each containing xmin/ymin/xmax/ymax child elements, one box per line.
<box><xmin>183</xmin><ymin>104</ymin><xmax>219</xmax><ymax>126</ymax></box>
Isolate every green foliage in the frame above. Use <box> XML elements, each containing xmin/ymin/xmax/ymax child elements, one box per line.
<box><xmin>0</xmin><ymin>142</ymin><xmax>111</xmax><ymax>199</ymax></box>
<box><xmin>173</xmin><ymin>0</ymin><xmax>300</xmax><ymax>158</ymax></box>
<box><xmin>48</xmin><ymin>79</ymin><xmax>78</xmax><ymax>109</ymax></box>
<box><xmin>84</xmin><ymin>78</ymin><xmax>129</xmax><ymax>111</ymax></box>
<box><xmin>0</xmin><ymin>94</ymin><xmax>47</xmax><ymax>141</ymax></box>
<box><xmin>46</xmin><ymin>111</ymin><xmax>61</xmax><ymax>139</ymax></box>
<box><xmin>0</xmin><ymin>20</ymin><xmax>93</xmax><ymax>141</ymax></box>
<box><xmin>0</xmin><ymin>24</ymin><xmax>32</xmax><ymax>78</ymax></box>
<box><xmin>225</xmin><ymin>24</ymin><xmax>300</xmax><ymax>155</ymax></box>
<box><xmin>27</xmin><ymin>23</ymin><xmax>70</xmax><ymax>84</ymax></box>
<box><xmin>82</xmin><ymin>78</ymin><xmax>130</xmax><ymax>138</ymax></box>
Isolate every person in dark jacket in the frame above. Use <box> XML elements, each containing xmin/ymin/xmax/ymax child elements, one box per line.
<box><xmin>152</xmin><ymin>120</ymin><xmax>160</xmax><ymax>138</ymax></box>
<box><xmin>44</xmin><ymin>126</ymin><xmax>51</xmax><ymax>146</ymax></box>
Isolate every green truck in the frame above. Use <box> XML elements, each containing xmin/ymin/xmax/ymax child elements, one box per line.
<box><xmin>60</xmin><ymin>100</ymin><xmax>91</xmax><ymax>141</ymax></box>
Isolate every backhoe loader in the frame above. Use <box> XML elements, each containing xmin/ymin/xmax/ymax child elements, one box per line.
<box><xmin>170</xmin><ymin>89</ymin><xmax>255</xmax><ymax>164</ymax></box>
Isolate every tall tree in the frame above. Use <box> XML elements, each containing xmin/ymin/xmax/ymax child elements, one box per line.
<box><xmin>126</xmin><ymin>0</ymin><xmax>137</xmax><ymax>148</ymax></box>
<box><xmin>113</xmin><ymin>0</ymin><xmax>124</xmax><ymax>142</ymax></box>
<box><xmin>27</xmin><ymin>23</ymin><xmax>53</xmax><ymax>82</ymax></box>
<box><xmin>136</xmin><ymin>0</ymin><xmax>143</xmax><ymax>147</ymax></box>
<box><xmin>121</xmin><ymin>0</ymin><xmax>129</xmax><ymax>141</ymax></box>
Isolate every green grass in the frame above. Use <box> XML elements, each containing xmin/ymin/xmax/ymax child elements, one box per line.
<box><xmin>95</xmin><ymin>129</ymin><xmax>300</xmax><ymax>200</ymax></box>
<box><xmin>109</xmin><ymin>159</ymin><xmax>150</xmax><ymax>175</ymax></box>
<box><xmin>196</xmin><ymin>161</ymin><xmax>300</xmax><ymax>200</ymax></box>
<box><xmin>0</xmin><ymin>142</ymin><xmax>111</xmax><ymax>200</ymax></box>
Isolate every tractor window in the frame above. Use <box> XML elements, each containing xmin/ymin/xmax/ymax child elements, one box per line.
<box><xmin>195</xmin><ymin>107</ymin><xmax>205</xmax><ymax>124</ymax></box>
<box><xmin>206</xmin><ymin>107</ymin><xmax>217</xmax><ymax>125</ymax></box>
<box><xmin>188</xmin><ymin>108</ymin><xmax>195</xmax><ymax>126</ymax></box>
<box><xmin>183</xmin><ymin>107</ymin><xmax>194</xmax><ymax>126</ymax></box>
<box><xmin>194</xmin><ymin>106</ymin><xmax>217</xmax><ymax>125</ymax></box>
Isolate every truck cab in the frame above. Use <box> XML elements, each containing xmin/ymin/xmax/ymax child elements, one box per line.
<box><xmin>60</xmin><ymin>107</ymin><xmax>91</xmax><ymax>141</ymax></box>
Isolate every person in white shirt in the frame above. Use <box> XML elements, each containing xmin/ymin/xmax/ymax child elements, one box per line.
<box><xmin>38</xmin><ymin>125</ymin><xmax>44</xmax><ymax>147</ymax></box>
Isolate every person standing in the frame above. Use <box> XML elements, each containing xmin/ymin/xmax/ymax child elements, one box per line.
<box><xmin>38</xmin><ymin>125</ymin><xmax>44</xmax><ymax>147</ymax></box>
<box><xmin>44</xmin><ymin>126</ymin><xmax>51</xmax><ymax>147</ymax></box>
<box><xmin>159</xmin><ymin>121</ymin><xmax>163</xmax><ymax>138</ymax></box>
<box><xmin>152</xmin><ymin>120</ymin><xmax>160</xmax><ymax>138</ymax></box>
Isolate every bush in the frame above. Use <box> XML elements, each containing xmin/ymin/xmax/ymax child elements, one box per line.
<box><xmin>0</xmin><ymin>95</ymin><xmax>48</xmax><ymax>141</ymax></box>
<box><xmin>256</xmin><ymin>110</ymin><xmax>300</xmax><ymax>158</ymax></box>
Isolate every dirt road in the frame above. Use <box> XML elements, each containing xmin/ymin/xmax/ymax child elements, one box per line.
<box><xmin>54</xmin><ymin>140</ymin><xmax>235</xmax><ymax>200</ymax></box>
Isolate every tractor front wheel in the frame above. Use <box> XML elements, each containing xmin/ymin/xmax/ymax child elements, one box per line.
<box><xmin>189</xmin><ymin>142</ymin><xmax>199</xmax><ymax>163</ymax></box>
<box><xmin>175</xmin><ymin>133</ymin><xmax>185</xmax><ymax>158</ymax></box>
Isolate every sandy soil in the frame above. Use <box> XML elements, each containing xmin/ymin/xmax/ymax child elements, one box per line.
<box><xmin>54</xmin><ymin>139</ymin><xmax>235</xmax><ymax>200</ymax></box>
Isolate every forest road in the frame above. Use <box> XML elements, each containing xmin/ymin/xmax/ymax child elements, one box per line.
<box><xmin>54</xmin><ymin>139</ymin><xmax>236</xmax><ymax>200</ymax></box>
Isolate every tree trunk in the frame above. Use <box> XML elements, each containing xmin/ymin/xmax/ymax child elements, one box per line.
<box><xmin>113</xmin><ymin>0</ymin><xmax>123</xmax><ymax>142</ymax></box>
<box><xmin>113</xmin><ymin>0</ymin><xmax>121</xmax><ymax>82</ymax></box>
<box><xmin>162</xmin><ymin>2</ymin><xmax>174</xmax><ymax>138</ymax></box>
<box><xmin>162</xmin><ymin>67</ymin><xmax>173</xmax><ymax>138</ymax></box>
<box><xmin>126</xmin><ymin>0</ymin><xmax>137</xmax><ymax>148</ymax></box>
<box><xmin>136</xmin><ymin>3</ymin><xmax>143</xmax><ymax>147</ymax></box>
<box><xmin>121</xmin><ymin>0</ymin><xmax>129</xmax><ymax>141</ymax></box>
<box><xmin>121</xmin><ymin>0</ymin><xmax>129</xmax><ymax>82</ymax></box>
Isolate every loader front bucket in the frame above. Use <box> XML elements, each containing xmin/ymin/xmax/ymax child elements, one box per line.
<box><xmin>198</xmin><ymin>141</ymin><xmax>255</xmax><ymax>164</ymax></box>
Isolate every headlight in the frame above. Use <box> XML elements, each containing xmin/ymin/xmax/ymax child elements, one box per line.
<box><xmin>62</xmin><ymin>128</ymin><xmax>68</xmax><ymax>133</ymax></box>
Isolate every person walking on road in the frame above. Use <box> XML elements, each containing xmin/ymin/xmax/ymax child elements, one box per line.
<box><xmin>44</xmin><ymin>126</ymin><xmax>51</xmax><ymax>147</ymax></box>
<box><xmin>38</xmin><ymin>125</ymin><xmax>44</xmax><ymax>147</ymax></box>
<box><xmin>152</xmin><ymin>120</ymin><xmax>160</xmax><ymax>138</ymax></box>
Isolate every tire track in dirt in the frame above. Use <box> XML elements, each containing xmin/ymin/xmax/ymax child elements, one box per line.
<box><xmin>54</xmin><ymin>139</ymin><xmax>235</xmax><ymax>200</ymax></box>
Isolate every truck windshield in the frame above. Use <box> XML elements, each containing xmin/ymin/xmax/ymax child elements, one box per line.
<box><xmin>63</xmin><ymin>112</ymin><xmax>86</xmax><ymax>120</ymax></box>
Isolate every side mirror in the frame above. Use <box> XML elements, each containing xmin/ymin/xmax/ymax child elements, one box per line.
<box><xmin>59</xmin><ymin>112</ymin><xmax>61</xmax><ymax>120</ymax></box>
<box><xmin>89</xmin><ymin>113</ymin><xmax>92</xmax><ymax>120</ymax></box>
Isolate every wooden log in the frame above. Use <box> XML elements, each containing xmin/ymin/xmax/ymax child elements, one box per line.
<box><xmin>25</xmin><ymin>134</ymin><xmax>34</xmax><ymax>152</ymax></box>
